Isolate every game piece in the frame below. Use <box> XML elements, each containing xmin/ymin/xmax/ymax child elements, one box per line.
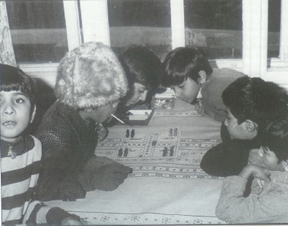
<box><xmin>174</xmin><ymin>128</ymin><xmax>178</xmax><ymax>136</ymax></box>
<box><xmin>118</xmin><ymin>148</ymin><xmax>123</xmax><ymax>157</ymax></box>
<box><xmin>126</xmin><ymin>129</ymin><xmax>130</xmax><ymax>138</ymax></box>
<box><xmin>169</xmin><ymin>128</ymin><xmax>173</xmax><ymax>137</ymax></box>
<box><xmin>169</xmin><ymin>145</ymin><xmax>175</xmax><ymax>156</ymax></box>
<box><xmin>131</xmin><ymin>129</ymin><xmax>135</xmax><ymax>138</ymax></box>
<box><xmin>124</xmin><ymin>148</ymin><xmax>129</xmax><ymax>157</ymax></box>
<box><xmin>162</xmin><ymin>147</ymin><xmax>168</xmax><ymax>157</ymax></box>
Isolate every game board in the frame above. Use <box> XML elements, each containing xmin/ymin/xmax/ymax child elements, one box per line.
<box><xmin>96</xmin><ymin>125</ymin><xmax>222</xmax><ymax>180</ymax></box>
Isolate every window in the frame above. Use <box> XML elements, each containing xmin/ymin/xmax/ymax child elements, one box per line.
<box><xmin>184</xmin><ymin>0</ymin><xmax>242</xmax><ymax>59</ymax></box>
<box><xmin>4</xmin><ymin>0</ymin><xmax>288</xmax><ymax>88</ymax></box>
<box><xmin>268</xmin><ymin>0</ymin><xmax>280</xmax><ymax>58</ymax></box>
<box><xmin>6</xmin><ymin>0</ymin><xmax>68</xmax><ymax>63</ymax></box>
<box><xmin>108</xmin><ymin>0</ymin><xmax>171</xmax><ymax>61</ymax></box>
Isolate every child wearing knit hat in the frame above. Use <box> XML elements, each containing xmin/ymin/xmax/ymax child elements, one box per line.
<box><xmin>35</xmin><ymin>42</ymin><xmax>132</xmax><ymax>201</ymax></box>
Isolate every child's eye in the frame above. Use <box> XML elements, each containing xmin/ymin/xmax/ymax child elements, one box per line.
<box><xmin>15</xmin><ymin>98</ymin><xmax>24</xmax><ymax>104</ymax></box>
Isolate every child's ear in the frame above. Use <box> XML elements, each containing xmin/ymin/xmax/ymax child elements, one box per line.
<box><xmin>30</xmin><ymin>105</ymin><xmax>37</xmax><ymax>123</ymax></box>
<box><xmin>245</xmin><ymin>120</ymin><xmax>258</xmax><ymax>132</ymax></box>
<box><xmin>197</xmin><ymin>70</ymin><xmax>207</xmax><ymax>85</ymax></box>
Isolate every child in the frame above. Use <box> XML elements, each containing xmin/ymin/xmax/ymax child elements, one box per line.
<box><xmin>119</xmin><ymin>45</ymin><xmax>162</xmax><ymax>106</ymax></box>
<box><xmin>161</xmin><ymin>47</ymin><xmax>246</xmax><ymax>122</ymax></box>
<box><xmin>200</xmin><ymin>76</ymin><xmax>288</xmax><ymax>176</ymax></box>
<box><xmin>108</xmin><ymin>45</ymin><xmax>163</xmax><ymax>125</ymax></box>
<box><xmin>216</xmin><ymin>117</ymin><xmax>288</xmax><ymax>223</ymax></box>
<box><xmin>1</xmin><ymin>64</ymin><xmax>83</xmax><ymax>225</ymax></box>
<box><xmin>35</xmin><ymin>42</ymin><xmax>132</xmax><ymax>202</ymax></box>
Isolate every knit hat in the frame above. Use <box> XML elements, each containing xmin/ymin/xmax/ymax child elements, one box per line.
<box><xmin>55</xmin><ymin>42</ymin><xmax>128</xmax><ymax>109</ymax></box>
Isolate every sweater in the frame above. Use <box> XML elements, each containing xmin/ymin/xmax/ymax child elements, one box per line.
<box><xmin>1</xmin><ymin>135</ymin><xmax>72</xmax><ymax>225</ymax></box>
<box><xmin>216</xmin><ymin>171</ymin><xmax>288</xmax><ymax>223</ymax></box>
<box><xmin>35</xmin><ymin>100</ymin><xmax>98</xmax><ymax>201</ymax></box>
<box><xmin>201</xmin><ymin>68</ymin><xmax>245</xmax><ymax>122</ymax></box>
<box><xmin>200</xmin><ymin>122</ymin><xmax>261</xmax><ymax>176</ymax></box>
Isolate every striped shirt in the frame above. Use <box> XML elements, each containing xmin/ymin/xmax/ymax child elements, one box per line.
<box><xmin>1</xmin><ymin>135</ymin><xmax>67</xmax><ymax>225</ymax></box>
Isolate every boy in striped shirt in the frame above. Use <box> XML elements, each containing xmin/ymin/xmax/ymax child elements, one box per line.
<box><xmin>1</xmin><ymin>64</ymin><xmax>83</xmax><ymax>225</ymax></box>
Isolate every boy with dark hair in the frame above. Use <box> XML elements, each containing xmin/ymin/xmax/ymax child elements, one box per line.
<box><xmin>161</xmin><ymin>47</ymin><xmax>245</xmax><ymax>122</ymax></box>
<box><xmin>0</xmin><ymin>64</ymin><xmax>83</xmax><ymax>225</ymax></box>
<box><xmin>108</xmin><ymin>45</ymin><xmax>163</xmax><ymax>125</ymax></box>
<box><xmin>201</xmin><ymin>76</ymin><xmax>288</xmax><ymax>176</ymax></box>
<box><xmin>216</xmin><ymin>116</ymin><xmax>288</xmax><ymax>223</ymax></box>
<box><xmin>119</xmin><ymin>45</ymin><xmax>162</xmax><ymax>106</ymax></box>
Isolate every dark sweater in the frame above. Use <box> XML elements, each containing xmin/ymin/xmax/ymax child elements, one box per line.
<box><xmin>200</xmin><ymin>122</ymin><xmax>261</xmax><ymax>177</ymax></box>
<box><xmin>35</xmin><ymin>101</ymin><xmax>98</xmax><ymax>201</ymax></box>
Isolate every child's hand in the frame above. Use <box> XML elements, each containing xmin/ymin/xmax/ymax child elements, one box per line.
<box><xmin>91</xmin><ymin>163</ymin><xmax>133</xmax><ymax>191</ymax></box>
<box><xmin>195</xmin><ymin>99</ymin><xmax>205</xmax><ymax>116</ymax></box>
<box><xmin>239</xmin><ymin>165</ymin><xmax>271</xmax><ymax>182</ymax></box>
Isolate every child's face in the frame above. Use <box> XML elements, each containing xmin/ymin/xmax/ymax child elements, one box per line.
<box><xmin>170</xmin><ymin>77</ymin><xmax>201</xmax><ymax>104</ymax></box>
<box><xmin>224</xmin><ymin>108</ymin><xmax>257</xmax><ymax>140</ymax></box>
<box><xmin>257</xmin><ymin>146</ymin><xmax>285</xmax><ymax>171</ymax></box>
<box><xmin>1</xmin><ymin>90</ymin><xmax>35</xmax><ymax>143</ymax></box>
<box><xmin>125</xmin><ymin>83</ymin><xmax>148</xmax><ymax>106</ymax></box>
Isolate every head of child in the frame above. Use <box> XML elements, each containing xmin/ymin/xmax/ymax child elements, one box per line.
<box><xmin>222</xmin><ymin>76</ymin><xmax>288</xmax><ymax>141</ymax></box>
<box><xmin>119</xmin><ymin>45</ymin><xmax>162</xmax><ymax>106</ymax></box>
<box><xmin>0</xmin><ymin>64</ymin><xmax>37</xmax><ymax>144</ymax></box>
<box><xmin>161</xmin><ymin>47</ymin><xmax>212</xmax><ymax>104</ymax></box>
<box><xmin>257</xmin><ymin>117</ymin><xmax>288</xmax><ymax>172</ymax></box>
<box><xmin>55</xmin><ymin>42</ymin><xmax>128</xmax><ymax>123</ymax></box>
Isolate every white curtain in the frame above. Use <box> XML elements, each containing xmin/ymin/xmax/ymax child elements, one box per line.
<box><xmin>0</xmin><ymin>1</ymin><xmax>16</xmax><ymax>66</ymax></box>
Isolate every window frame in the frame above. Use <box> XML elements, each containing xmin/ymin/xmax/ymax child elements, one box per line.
<box><xmin>18</xmin><ymin>0</ymin><xmax>288</xmax><ymax>88</ymax></box>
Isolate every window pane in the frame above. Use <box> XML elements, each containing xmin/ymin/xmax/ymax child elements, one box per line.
<box><xmin>108</xmin><ymin>0</ymin><xmax>171</xmax><ymax>61</ymax></box>
<box><xmin>6</xmin><ymin>0</ymin><xmax>68</xmax><ymax>63</ymax></box>
<box><xmin>268</xmin><ymin>0</ymin><xmax>280</xmax><ymax>58</ymax></box>
<box><xmin>184</xmin><ymin>0</ymin><xmax>242</xmax><ymax>59</ymax></box>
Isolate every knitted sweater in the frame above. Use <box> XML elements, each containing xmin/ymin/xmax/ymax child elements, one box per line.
<box><xmin>216</xmin><ymin>171</ymin><xmax>288</xmax><ymax>223</ymax></box>
<box><xmin>1</xmin><ymin>135</ymin><xmax>71</xmax><ymax>225</ymax></box>
<box><xmin>201</xmin><ymin>68</ymin><xmax>245</xmax><ymax>122</ymax></box>
<box><xmin>35</xmin><ymin>100</ymin><xmax>98</xmax><ymax>201</ymax></box>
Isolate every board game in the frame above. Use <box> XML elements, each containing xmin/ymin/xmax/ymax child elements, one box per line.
<box><xmin>96</xmin><ymin>125</ymin><xmax>221</xmax><ymax>179</ymax></box>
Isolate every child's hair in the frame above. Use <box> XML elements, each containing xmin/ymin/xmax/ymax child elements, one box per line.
<box><xmin>161</xmin><ymin>47</ymin><xmax>213</xmax><ymax>87</ymax></box>
<box><xmin>262</xmin><ymin>117</ymin><xmax>288</xmax><ymax>162</ymax></box>
<box><xmin>118</xmin><ymin>45</ymin><xmax>162</xmax><ymax>91</ymax></box>
<box><xmin>0</xmin><ymin>64</ymin><xmax>37</xmax><ymax>106</ymax></box>
<box><xmin>222</xmin><ymin>76</ymin><xmax>288</xmax><ymax>128</ymax></box>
